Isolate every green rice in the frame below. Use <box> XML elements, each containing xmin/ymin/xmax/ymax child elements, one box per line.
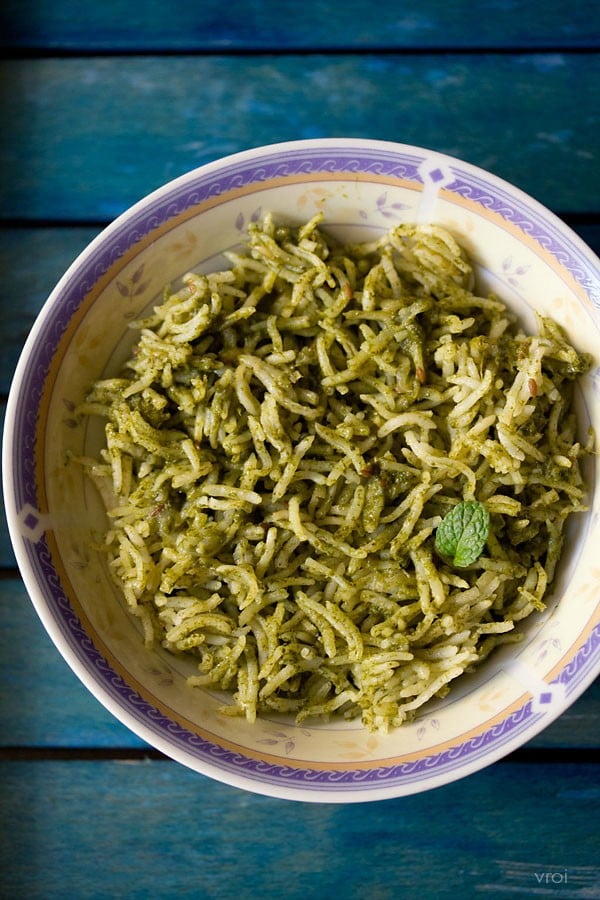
<box><xmin>81</xmin><ymin>213</ymin><xmax>592</xmax><ymax>732</ymax></box>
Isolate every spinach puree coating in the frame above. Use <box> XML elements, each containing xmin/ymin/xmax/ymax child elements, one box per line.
<box><xmin>81</xmin><ymin>214</ymin><xmax>592</xmax><ymax>732</ymax></box>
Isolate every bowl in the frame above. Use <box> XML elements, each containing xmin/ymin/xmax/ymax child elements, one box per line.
<box><xmin>3</xmin><ymin>138</ymin><xmax>600</xmax><ymax>802</ymax></box>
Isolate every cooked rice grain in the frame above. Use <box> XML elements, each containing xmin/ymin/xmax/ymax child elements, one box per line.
<box><xmin>81</xmin><ymin>214</ymin><xmax>592</xmax><ymax>731</ymax></box>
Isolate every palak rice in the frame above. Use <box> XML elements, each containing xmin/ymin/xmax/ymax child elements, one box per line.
<box><xmin>80</xmin><ymin>213</ymin><xmax>592</xmax><ymax>732</ymax></box>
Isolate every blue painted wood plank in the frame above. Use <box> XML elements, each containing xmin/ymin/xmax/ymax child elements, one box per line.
<box><xmin>0</xmin><ymin>227</ymin><xmax>102</xmax><ymax>395</ymax></box>
<box><xmin>1</xmin><ymin>578</ymin><xmax>598</xmax><ymax>750</ymax></box>
<box><xmin>2</xmin><ymin>0</ymin><xmax>598</xmax><ymax>51</ymax></box>
<box><xmin>0</xmin><ymin>759</ymin><xmax>598</xmax><ymax>898</ymax></box>
<box><xmin>0</xmin><ymin>55</ymin><xmax>598</xmax><ymax>222</ymax></box>
<box><xmin>0</xmin><ymin>579</ymin><xmax>147</xmax><ymax>747</ymax></box>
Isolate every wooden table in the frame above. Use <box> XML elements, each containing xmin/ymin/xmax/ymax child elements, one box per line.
<box><xmin>1</xmin><ymin>3</ymin><xmax>599</xmax><ymax>897</ymax></box>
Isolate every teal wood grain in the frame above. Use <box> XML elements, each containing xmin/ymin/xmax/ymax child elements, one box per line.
<box><xmin>0</xmin><ymin>227</ymin><xmax>102</xmax><ymax>393</ymax></box>
<box><xmin>0</xmin><ymin>579</ymin><xmax>147</xmax><ymax>747</ymax></box>
<box><xmin>0</xmin><ymin>759</ymin><xmax>598</xmax><ymax>898</ymax></box>
<box><xmin>1</xmin><ymin>579</ymin><xmax>598</xmax><ymax>749</ymax></box>
<box><xmin>0</xmin><ymin>55</ymin><xmax>598</xmax><ymax>221</ymax></box>
<box><xmin>2</xmin><ymin>0</ymin><xmax>598</xmax><ymax>51</ymax></box>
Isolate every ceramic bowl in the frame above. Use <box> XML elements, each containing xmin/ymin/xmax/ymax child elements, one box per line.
<box><xmin>3</xmin><ymin>139</ymin><xmax>600</xmax><ymax>802</ymax></box>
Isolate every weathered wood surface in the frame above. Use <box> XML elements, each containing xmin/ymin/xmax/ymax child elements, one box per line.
<box><xmin>2</xmin><ymin>0</ymin><xmax>598</xmax><ymax>51</ymax></box>
<box><xmin>0</xmin><ymin>55</ymin><xmax>598</xmax><ymax>222</ymax></box>
<box><xmin>1</xmin><ymin>758</ymin><xmax>598</xmax><ymax>899</ymax></box>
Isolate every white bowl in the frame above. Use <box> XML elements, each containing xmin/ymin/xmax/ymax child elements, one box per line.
<box><xmin>3</xmin><ymin>139</ymin><xmax>600</xmax><ymax>802</ymax></box>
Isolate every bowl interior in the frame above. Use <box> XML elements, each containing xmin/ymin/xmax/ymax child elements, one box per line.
<box><xmin>6</xmin><ymin>140</ymin><xmax>600</xmax><ymax>800</ymax></box>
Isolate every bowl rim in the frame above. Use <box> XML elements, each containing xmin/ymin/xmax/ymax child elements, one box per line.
<box><xmin>3</xmin><ymin>137</ymin><xmax>600</xmax><ymax>802</ymax></box>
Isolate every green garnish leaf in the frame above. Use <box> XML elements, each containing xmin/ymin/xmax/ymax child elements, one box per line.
<box><xmin>435</xmin><ymin>500</ymin><xmax>490</xmax><ymax>567</ymax></box>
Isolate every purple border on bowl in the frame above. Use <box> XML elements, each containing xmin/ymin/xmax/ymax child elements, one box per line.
<box><xmin>25</xmin><ymin>534</ymin><xmax>600</xmax><ymax>793</ymax></box>
<box><xmin>8</xmin><ymin>140</ymin><xmax>600</xmax><ymax>796</ymax></box>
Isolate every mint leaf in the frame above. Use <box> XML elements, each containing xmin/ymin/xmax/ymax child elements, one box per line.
<box><xmin>435</xmin><ymin>500</ymin><xmax>489</xmax><ymax>567</ymax></box>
